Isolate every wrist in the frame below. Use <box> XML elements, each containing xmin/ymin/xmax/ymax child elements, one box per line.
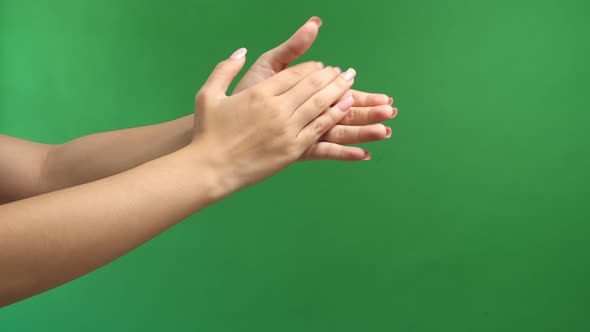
<box><xmin>174</xmin><ymin>115</ymin><xmax>195</xmax><ymax>148</ymax></box>
<box><xmin>178</xmin><ymin>142</ymin><xmax>240</xmax><ymax>201</ymax></box>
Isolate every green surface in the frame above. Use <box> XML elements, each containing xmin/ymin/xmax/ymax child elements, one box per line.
<box><xmin>1</xmin><ymin>0</ymin><xmax>590</xmax><ymax>331</ymax></box>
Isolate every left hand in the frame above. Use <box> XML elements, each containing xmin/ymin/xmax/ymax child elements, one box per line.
<box><xmin>232</xmin><ymin>17</ymin><xmax>398</xmax><ymax>161</ymax></box>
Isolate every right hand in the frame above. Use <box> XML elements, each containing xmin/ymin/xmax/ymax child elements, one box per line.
<box><xmin>232</xmin><ymin>17</ymin><xmax>396</xmax><ymax>162</ymax></box>
<box><xmin>191</xmin><ymin>48</ymin><xmax>356</xmax><ymax>192</ymax></box>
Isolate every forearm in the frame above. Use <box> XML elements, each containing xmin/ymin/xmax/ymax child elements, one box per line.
<box><xmin>41</xmin><ymin>115</ymin><xmax>194</xmax><ymax>193</ymax></box>
<box><xmin>0</xmin><ymin>143</ymin><xmax>232</xmax><ymax>307</ymax></box>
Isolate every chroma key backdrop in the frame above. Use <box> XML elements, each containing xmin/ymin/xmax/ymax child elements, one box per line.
<box><xmin>1</xmin><ymin>0</ymin><xmax>589</xmax><ymax>331</ymax></box>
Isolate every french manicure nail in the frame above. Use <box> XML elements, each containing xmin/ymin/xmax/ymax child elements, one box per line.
<box><xmin>391</xmin><ymin>107</ymin><xmax>398</xmax><ymax>118</ymax></box>
<box><xmin>363</xmin><ymin>151</ymin><xmax>371</xmax><ymax>160</ymax></box>
<box><xmin>336</xmin><ymin>94</ymin><xmax>354</xmax><ymax>112</ymax></box>
<box><xmin>307</xmin><ymin>16</ymin><xmax>323</xmax><ymax>28</ymax></box>
<box><xmin>230</xmin><ymin>48</ymin><xmax>247</xmax><ymax>59</ymax></box>
<box><xmin>385</xmin><ymin>127</ymin><xmax>392</xmax><ymax>138</ymax></box>
<box><xmin>315</xmin><ymin>16</ymin><xmax>323</xmax><ymax>28</ymax></box>
<box><xmin>335</xmin><ymin>67</ymin><xmax>342</xmax><ymax>74</ymax></box>
<box><xmin>341</xmin><ymin>68</ymin><xmax>356</xmax><ymax>81</ymax></box>
<box><xmin>388</xmin><ymin>97</ymin><xmax>394</xmax><ymax>105</ymax></box>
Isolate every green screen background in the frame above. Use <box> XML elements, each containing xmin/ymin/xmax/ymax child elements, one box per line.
<box><xmin>1</xmin><ymin>0</ymin><xmax>589</xmax><ymax>331</ymax></box>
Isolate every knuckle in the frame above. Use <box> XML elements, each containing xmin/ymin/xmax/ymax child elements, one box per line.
<box><xmin>214</xmin><ymin>61</ymin><xmax>228</xmax><ymax>72</ymax></box>
<box><xmin>290</xmin><ymin>67</ymin><xmax>305</xmax><ymax>80</ymax></box>
<box><xmin>312</xmin><ymin>96</ymin><xmax>328</xmax><ymax>111</ymax></box>
<box><xmin>327</xmin><ymin>110</ymin><xmax>339</xmax><ymax>126</ymax></box>
<box><xmin>335</xmin><ymin>126</ymin><xmax>347</xmax><ymax>141</ymax></box>
<box><xmin>308</xmin><ymin>74</ymin><xmax>326</xmax><ymax>90</ymax></box>
<box><xmin>249</xmin><ymin>87</ymin><xmax>267</xmax><ymax>101</ymax></box>
<box><xmin>311</xmin><ymin>119</ymin><xmax>326</xmax><ymax>135</ymax></box>
<box><xmin>345</xmin><ymin>109</ymin><xmax>358</xmax><ymax>123</ymax></box>
<box><xmin>195</xmin><ymin>88</ymin><xmax>212</xmax><ymax>106</ymax></box>
<box><xmin>258</xmin><ymin>51</ymin><xmax>272</xmax><ymax>62</ymax></box>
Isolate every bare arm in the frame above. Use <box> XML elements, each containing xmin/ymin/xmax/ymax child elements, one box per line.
<box><xmin>0</xmin><ymin>135</ymin><xmax>52</xmax><ymax>203</ymax></box>
<box><xmin>0</xmin><ymin>143</ymin><xmax>226</xmax><ymax>307</ymax></box>
<box><xmin>41</xmin><ymin>115</ymin><xmax>193</xmax><ymax>193</ymax></box>
<box><xmin>0</xmin><ymin>51</ymin><xmax>357</xmax><ymax>308</ymax></box>
<box><xmin>0</xmin><ymin>116</ymin><xmax>193</xmax><ymax>204</ymax></box>
<box><xmin>1</xmin><ymin>17</ymin><xmax>393</xmax><ymax>204</ymax></box>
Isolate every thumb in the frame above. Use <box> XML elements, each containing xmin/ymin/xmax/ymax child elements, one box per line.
<box><xmin>202</xmin><ymin>47</ymin><xmax>247</xmax><ymax>96</ymax></box>
<box><xmin>263</xmin><ymin>17</ymin><xmax>320</xmax><ymax>70</ymax></box>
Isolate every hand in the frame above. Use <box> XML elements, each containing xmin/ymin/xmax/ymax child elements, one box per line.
<box><xmin>191</xmin><ymin>49</ymin><xmax>356</xmax><ymax>192</ymax></box>
<box><xmin>232</xmin><ymin>16</ymin><xmax>398</xmax><ymax>161</ymax></box>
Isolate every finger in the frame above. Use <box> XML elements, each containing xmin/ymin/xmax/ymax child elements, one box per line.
<box><xmin>260</xmin><ymin>16</ymin><xmax>322</xmax><ymax>71</ymax></box>
<box><xmin>201</xmin><ymin>48</ymin><xmax>248</xmax><ymax>96</ymax></box>
<box><xmin>338</xmin><ymin>105</ymin><xmax>398</xmax><ymax>125</ymax></box>
<box><xmin>329</xmin><ymin>78</ymin><xmax>346</xmax><ymax>105</ymax></box>
<box><xmin>320</xmin><ymin>124</ymin><xmax>391</xmax><ymax>144</ymax></box>
<box><xmin>292</xmin><ymin>68</ymin><xmax>356</xmax><ymax>126</ymax></box>
<box><xmin>351</xmin><ymin>89</ymin><xmax>393</xmax><ymax>107</ymax></box>
<box><xmin>258</xmin><ymin>61</ymin><xmax>323</xmax><ymax>95</ymax></box>
<box><xmin>280</xmin><ymin>66</ymin><xmax>343</xmax><ymax>111</ymax></box>
<box><xmin>299</xmin><ymin>142</ymin><xmax>370</xmax><ymax>161</ymax></box>
<box><xmin>298</xmin><ymin>92</ymin><xmax>355</xmax><ymax>145</ymax></box>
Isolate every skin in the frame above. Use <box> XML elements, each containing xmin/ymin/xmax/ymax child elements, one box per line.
<box><xmin>233</xmin><ymin>16</ymin><xmax>397</xmax><ymax>160</ymax></box>
<box><xmin>0</xmin><ymin>16</ymin><xmax>399</xmax><ymax>307</ymax></box>
<box><xmin>0</xmin><ymin>16</ymin><xmax>397</xmax><ymax>204</ymax></box>
<box><xmin>0</xmin><ymin>51</ymin><xmax>358</xmax><ymax>308</ymax></box>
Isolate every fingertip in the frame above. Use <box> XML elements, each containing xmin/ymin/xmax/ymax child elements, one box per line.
<box><xmin>341</xmin><ymin>68</ymin><xmax>356</xmax><ymax>81</ymax></box>
<box><xmin>343</xmin><ymin>147</ymin><xmax>367</xmax><ymax>161</ymax></box>
<box><xmin>229</xmin><ymin>47</ymin><xmax>248</xmax><ymax>60</ymax></box>
<box><xmin>375</xmin><ymin>94</ymin><xmax>389</xmax><ymax>105</ymax></box>
<box><xmin>391</xmin><ymin>107</ymin><xmax>398</xmax><ymax>118</ymax></box>
<box><xmin>307</xmin><ymin>16</ymin><xmax>323</xmax><ymax>28</ymax></box>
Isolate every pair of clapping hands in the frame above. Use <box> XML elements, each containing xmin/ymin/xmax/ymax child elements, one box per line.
<box><xmin>190</xmin><ymin>17</ymin><xmax>397</xmax><ymax>192</ymax></box>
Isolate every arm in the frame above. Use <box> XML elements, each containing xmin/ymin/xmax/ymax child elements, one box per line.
<box><xmin>41</xmin><ymin>115</ymin><xmax>193</xmax><ymax>193</ymax></box>
<box><xmin>0</xmin><ymin>135</ymin><xmax>53</xmax><ymax>203</ymax></box>
<box><xmin>1</xmin><ymin>17</ymin><xmax>394</xmax><ymax>204</ymax></box>
<box><xmin>0</xmin><ymin>50</ymin><xmax>356</xmax><ymax>308</ymax></box>
<box><xmin>0</xmin><ymin>116</ymin><xmax>193</xmax><ymax>204</ymax></box>
<box><xmin>0</xmin><ymin>143</ymin><xmax>227</xmax><ymax>308</ymax></box>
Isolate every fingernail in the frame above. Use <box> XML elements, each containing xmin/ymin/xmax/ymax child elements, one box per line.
<box><xmin>307</xmin><ymin>16</ymin><xmax>323</xmax><ymax>28</ymax></box>
<box><xmin>317</xmin><ymin>61</ymin><xmax>324</xmax><ymax>69</ymax></box>
<box><xmin>316</xmin><ymin>17</ymin><xmax>323</xmax><ymax>28</ymax></box>
<box><xmin>341</xmin><ymin>68</ymin><xmax>356</xmax><ymax>81</ymax></box>
<box><xmin>385</xmin><ymin>127</ymin><xmax>392</xmax><ymax>138</ymax></box>
<box><xmin>363</xmin><ymin>151</ymin><xmax>371</xmax><ymax>160</ymax></box>
<box><xmin>230</xmin><ymin>48</ymin><xmax>247</xmax><ymax>59</ymax></box>
<box><xmin>334</xmin><ymin>67</ymin><xmax>342</xmax><ymax>74</ymax></box>
<box><xmin>388</xmin><ymin>97</ymin><xmax>394</xmax><ymax>105</ymax></box>
<box><xmin>391</xmin><ymin>107</ymin><xmax>398</xmax><ymax>118</ymax></box>
<box><xmin>336</xmin><ymin>93</ymin><xmax>354</xmax><ymax>112</ymax></box>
